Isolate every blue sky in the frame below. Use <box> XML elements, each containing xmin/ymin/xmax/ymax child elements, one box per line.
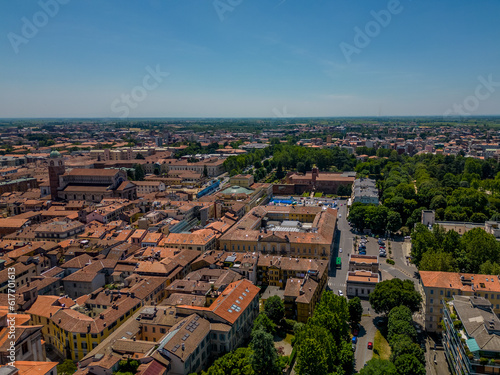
<box><xmin>1</xmin><ymin>0</ymin><xmax>499</xmax><ymax>118</ymax></box>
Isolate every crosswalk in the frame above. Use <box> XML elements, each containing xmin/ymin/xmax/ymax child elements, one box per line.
<box><xmin>328</xmin><ymin>281</ymin><xmax>346</xmax><ymax>287</ymax></box>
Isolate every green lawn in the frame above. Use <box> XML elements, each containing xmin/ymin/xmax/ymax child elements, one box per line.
<box><xmin>314</xmin><ymin>192</ymin><xmax>323</xmax><ymax>197</ymax></box>
<box><xmin>283</xmin><ymin>333</ymin><xmax>294</xmax><ymax>345</ymax></box>
<box><xmin>372</xmin><ymin>330</ymin><xmax>391</xmax><ymax>360</ymax></box>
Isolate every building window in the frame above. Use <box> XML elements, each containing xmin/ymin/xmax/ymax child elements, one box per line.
<box><xmin>440</xmin><ymin>290</ymin><xmax>443</xmax><ymax>295</ymax></box>
<box><xmin>430</xmin><ymin>289</ymin><xmax>434</xmax><ymax>295</ymax></box>
<box><xmin>430</xmin><ymin>298</ymin><xmax>433</xmax><ymax>304</ymax></box>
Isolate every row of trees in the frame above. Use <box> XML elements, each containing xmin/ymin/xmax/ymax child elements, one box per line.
<box><xmin>411</xmin><ymin>224</ymin><xmax>500</xmax><ymax>274</ymax></box>
<box><xmin>224</xmin><ymin>143</ymin><xmax>356</xmax><ymax>178</ymax></box>
<box><xmin>293</xmin><ymin>291</ymin><xmax>354</xmax><ymax>375</ymax></box>
<box><xmin>348</xmin><ymin>203</ymin><xmax>403</xmax><ymax>234</ymax></box>
<box><xmin>360</xmin><ymin>306</ymin><xmax>425</xmax><ymax>375</ymax></box>
<box><xmin>362</xmin><ymin>280</ymin><xmax>425</xmax><ymax>375</ymax></box>
<box><xmin>357</xmin><ymin>153</ymin><xmax>500</xmax><ymax>224</ymax></box>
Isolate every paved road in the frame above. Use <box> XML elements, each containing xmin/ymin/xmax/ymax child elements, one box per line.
<box><xmin>327</xmin><ymin>200</ymin><xmax>351</xmax><ymax>294</ymax></box>
<box><xmin>354</xmin><ymin>314</ymin><xmax>379</xmax><ymax>372</ymax></box>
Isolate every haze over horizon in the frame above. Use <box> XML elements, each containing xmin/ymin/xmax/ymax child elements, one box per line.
<box><xmin>1</xmin><ymin>0</ymin><xmax>500</xmax><ymax>118</ymax></box>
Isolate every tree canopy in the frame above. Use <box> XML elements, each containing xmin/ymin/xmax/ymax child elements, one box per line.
<box><xmin>264</xmin><ymin>296</ymin><xmax>285</xmax><ymax>325</ymax></box>
<box><xmin>369</xmin><ymin>279</ymin><xmax>422</xmax><ymax>315</ymax></box>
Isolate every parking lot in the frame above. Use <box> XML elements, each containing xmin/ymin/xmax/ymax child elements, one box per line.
<box><xmin>353</xmin><ymin>235</ymin><xmax>387</xmax><ymax>258</ymax></box>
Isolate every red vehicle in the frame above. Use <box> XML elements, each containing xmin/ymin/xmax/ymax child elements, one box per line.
<box><xmin>367</xmin><ymin>342</ymin><xmax>373</xmax><ymax>349</ymax></box>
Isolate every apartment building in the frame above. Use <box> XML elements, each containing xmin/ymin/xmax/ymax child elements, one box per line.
<box><xmin>420</xmin><ymin>271</ymin><xmax>500</xmax><ymax>332</ymax></box>
<box><xmin>133</xmin><ymin>180</ymin><xmax>166</xmax><ymax>196</ymax></box>
<box><xmin>442</xmin><ymin>296</ymin><xmax>500</xmax><ymax>375</ymax></box>
<box><xmin>27</xmin><ymin>277</ymin><xmax>167</xmax><ymax>361</ymax></box>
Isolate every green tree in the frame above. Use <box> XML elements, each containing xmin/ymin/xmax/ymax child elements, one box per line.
<box><xmin>297</xmin><ymin>161</ymin><xmax>307</xmax><ymax>174</ymax></box>
<box><xmin>348</xmin><ymin>204</ymin><xmax>367</xmax><ymax>230</ymax></box>
<box><xmin>393</xmin><ymin>354</ymin><xmax>426</xmax><ymax>375</ymax></box>
<box><xmin>479</xmin><ymin>260</ymin><xmax>500</xmax><ymax>275</ymax></box>
<box><xmin>294</xmin><ymin>325</ymin><xmax>337</xmax><ymax>373</ymax></box>
<box><xmin>337</xmin><ymin>184</ymin><xmax>352</xmax><ymax>196</ymax></box>
<box><xmin>359</xmin><ymin>358</ymin><xmax>397</xmax><ymax>375</ymax></box>
<box><xmin>295</xmin><ymin>338</ymin><xmax>328</xmax><ymax>375</ymax></box>
<box><xmin>117</xmin><ymin>359</ymin><xmax>139</xmax><ymax>374</ymax></box>
<box><xmin>429</xmin><ymin>195</ymin><xmax>447</xmax><ymax>210</ymax></box>
<box><xmin>202</xmin><ymin>347</ymin><xmax>254</xmax><ymax>375</ymax></box>
<box><xmin>276</xmin><ymin>162</ymin><xmax>285</xmax><ymax>179</ymax></box>
<box><xmin>390</xmin><ymin>335</ymin><xmax>425</xmax><ymax>364</ymax></box>
<box><xmin>387</xmin><ymin>210</ymin><xmax>402</xmax><ymax>233</ymax></box>
<box><xmin>369</xmin><ymin>279</ymin><xmax>422</xmax><ymax>315</ymax></box>
<box><xmin>250</xmin><ymin>329</ymin><xmax>279</xmax><ymax>375</ymax></box>
<box><xmin>348</xmin><ymin>297</ymin><xmax>363</xmax><ymax>324</ymax></box>
<box><xmin>133</xmin><ymin>164</ymin><xmax>145</xmax><ymax>181</ymax></box>
<box><xmin>264</xmin><ymin>296</ymin><xmax>285</xmax><ymax>325</ymax></box>
<box><xmin>388</xmin><ymin>319</ymin><xmax>417</xmax><ymax>343</ymax></box>
<box><xmin>419</xmin><ymin>251</ymin><xmax>456</xmax><ymax>272</ymax></box>
<box><xmin>461</xmin><ymin>227</ymin><xmax>500</xmax><ymax>273</ymax></box>
<box><xmin>388</xmin><ymin>305</ymin><xmax>413</xmax><ymax>324</ymax></box>
<box><xmin>252</xmin><ymin>312</ymin><xmax>276</xmax><ymax>335</ymax></box>
<box><xmin>57</xmin><ymin>360</ymin><xmax>77</xmax><ymax>375</ymax></box>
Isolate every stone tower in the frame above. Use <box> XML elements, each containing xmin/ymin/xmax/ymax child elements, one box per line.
<box><xmin>48</xmin><ymin>150</ymin><xmax>65</xmax><ymax>200</ymax></box>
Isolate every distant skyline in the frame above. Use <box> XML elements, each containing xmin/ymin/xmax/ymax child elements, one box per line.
<box><xmin>1</xmin><ymin>0</ymin><xmax>500</xmax><ymax>118</ymax></box>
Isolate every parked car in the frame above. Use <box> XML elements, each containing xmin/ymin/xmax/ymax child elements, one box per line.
<box><xmin>379</xmin><ymin>252</ymin><xmax>387</xmax><ymax>257</ymax></box>
<box><xmin>339</xmin><ymin>248</ymin><xmax>343</xmax><ymax>253</ymax></box>
<box><xmin>359</xmin><ymin>251</ymin><xmax>367</xmax><ymax>255</ymax></box>
<box><xmin>367</xmin><ymin>342</ymin><xmax>373</xmax><ymax>349</ymax></box>
<box><xmin>352</xmin><ymin>336</ymin><xmax>358</xmax><ymax>344</ymax></box>
<box><xmin>338</xmin><ymin>290</ymin><xmax>344</xmax><ymax>297</ymax></box>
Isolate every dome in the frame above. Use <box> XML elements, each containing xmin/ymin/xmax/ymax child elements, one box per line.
<box><xmin>49</xmin><ymin>150</ymin><xmax>61</xmax><ymax>158</ymax></box>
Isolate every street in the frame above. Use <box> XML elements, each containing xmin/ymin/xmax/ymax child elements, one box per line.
<box><xmin>326</xmin><ymin>200</ymin><xmax>428</xmax><ymax>372</ymax></box>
